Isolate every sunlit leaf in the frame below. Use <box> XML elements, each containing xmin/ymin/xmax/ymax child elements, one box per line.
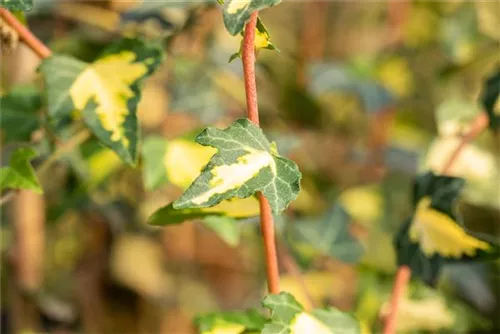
<box><xmin>290</xmin><ymin>205</ymin><xmax>364</xmax><ymax>263</ymax></box>
<box><xmin>475</xmin><ymin>1</ymin><xmax>500</xmax><ymax>40</ymax></box>
<box><xmin>196</xmin><ymin>309</ymin><xmax>266</xmax><ymax>334</ymax></box>
<box><xmin>0</xmin><ymin>0</ymin><xmax>32</xmax><ymax>11</ymax></box>
<box><xmin>0</xmin><ymin>85</ymin><xmax>41</xmax><ymax>142</ymax></box>
<box><xmin>39</xmin><ymin>38</ymin><xmax>164</xmax><ymax>165</ymax></box>
<box><xmin>480</xmin><ymin>68</ymin><xmax>500</xmax><ymax>130</ymax></box>
<box><xmin>0</xmin><ymin>147</ymin><xmax>42</xmax><ymax>193</ymax></box>
<box><xmin>381</xmin><ymin>289</ymin><xmax>455</xmax><ymax>332</ymax></box>
<box><xmin>262</xmin><ymin>292</ymin><xmax>360</xmax><ymax>334</ymax></box>
<box><xmin>395</xmin><ymin>172</ymin><xmax>499</xmax><ymax>284</ymax></box>
<box><xmin>222</xmin><ymin>0</ymin><xmax>281</xmax><ymax>36</ymax></box>
<box><xmin>173</xmin><ymin>118</ymin><xmax>301</xmax><ymax>215</ymax></box>
<box><xmin>229</xmin><ymin>18</ymin><xmax>278</xmax><ymax>62</ymax></box>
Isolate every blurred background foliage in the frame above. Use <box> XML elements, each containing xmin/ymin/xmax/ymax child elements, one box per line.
<box><xmin>0</xmin><ymin>0</ymin><xmax>499</xmax><ymax>333</ymax></box>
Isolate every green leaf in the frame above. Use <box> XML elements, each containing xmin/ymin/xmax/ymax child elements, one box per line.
<box><xmin>395</xmin><ymin>172</ymin><xmax>499</xmax><ymax>284</ymax></box>
<box><xmin>39</xmin><ymin>38</ymin><xmax>164</xmax><ymax>165</ymax></box>
<box><xmin>202</xmin><ymin>216</ymin><xmax>241</xmax><ymax>247</ymax></box>
<box><xmin>148</xmin><ymin>197</ymin><xmax>259</xmax><ymax>226</ymax></box>
<box><xmin>222</xmin><ymin>0</ymin><xmax>281</xmax><ymax>36</ymax></box>
<box><xmin>0</xmin><ymin>0</ymin><xmax>33</xmax><ymax>11</ymax></box>
<box><xmin>0</xmin><ymin>147</ymin><xmax>42</xmax><ymax>193</ymax></box>
<box><xmin>173</xmin><ymin>118</ymin><xmax>301</xmax><ymax>215</ymax></box>
<box><xmin>195</xmin><ymin>309</ymin><xmax>266</xmax><ymax>334</ymax></box>
<box><xmin>262</xmin><ymin>292</ymin><xmax>360</xmax><ymax>334</ymax></box>
<box><xmin>0</xmin><ymin>85</ymin><xmax>41</xmax><ymax>142</ymax></box>
<box><xmin>480</xmin><ymin>68</ymin><xmax>500</xmax><ymax>130</ymax></box>
<box><xmin>290</xmin><ymin>205</ymin><xmax>364</xmax><ymax>263</ymax></box>
<box><xmin>141</xmin><ymin>136</ymin><xmax>168</xmax><ymax>191</ymax></box>
<box><xmin>228</xmin><ymin>17</ymin><xmax>279</xmax><ymax>62</ymax></box>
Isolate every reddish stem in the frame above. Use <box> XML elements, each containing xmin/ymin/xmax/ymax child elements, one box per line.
<box><xmin>0</xmin><ymin>8</ymin><xmax>52</xmax><ymax>58</ymax></box>
<box><xmin>383</xmin><ymin>265</ymin><xmax>411</xmax><ymax>334</ymax></box>
<box><xmin>242</xmin><ymin>12</ymin><xmax>280</xmax><ymax>294</ymax></box>
<box><xmin>441</xmin><ymin>112</ymin><xmax>489</xmax><ymax>174</ymax></box>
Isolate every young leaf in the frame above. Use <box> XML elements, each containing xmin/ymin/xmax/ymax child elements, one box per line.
<box><xmin>480</xmin><ymin>68</ymin><xmax>500</xmax><ymax>130</ymax></box>
<box><xmin>222</xmin><ymin>0</ymin><xmax>281</xmax><ymax>36</ymax></box>
<box><xmin>173</xmin><ymin>118</ymin><xmax>301</xmax><ymax>215</ymax></box>
<box><xmin>0</xmin><ymin>85</ymin><xmax>41</xmax><ymax>142</ymax></box>
<box><xmin>395</xmin><ymin>172</ymin><xmax>499</xmax><ymax>284</ymax></box>
<box><xmin>228</xmin><ymin>18</ymin><xmax>279</xmax><ymax>62</ymax></box>
<box><xmin>0</xmin><ymin>0</ymin><xmax>33</xmax><ymax>11</ymax></box>
<box><xmin>39</xmin><ymin>38</ymin><xmax>164</xmax><ymax>165</ymax></box>
<box><xmin>262</xmin><ymin>292</ymin><xmax>360</xmax><ymax>334</ymax></box>
<box><xmin>290</xmin><ymin>205</ymin><xmax>364</xmax><ymax>263</ymax></box>
<box><xmin>0</xmin><ymin>147</ymin><xmax>42</xmax><ymax>193</ymax></box>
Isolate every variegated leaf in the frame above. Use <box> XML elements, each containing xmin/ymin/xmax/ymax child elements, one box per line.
<box><xmin>39</xmin><ymin>38</ymin><xmax>164</xmax><ymax>165</ymax></box>
<box><xmin>173</xmin><ymin>118</ymin><xmax>301</xmax><ymax>215</ymax></box>
<box><xmin>262</xmin><ymin>292</ymin><xmax>360</xmax><ymax>334</ymax></box>
<box><xmin>222</xmin><ymin>0</ymin><xmax>281</xmax><ymax>36</ymax></box>
<box><xmin>0</xmin><ymin>0</ymin><xmax>32</xmax><ymax>11</ymax></box>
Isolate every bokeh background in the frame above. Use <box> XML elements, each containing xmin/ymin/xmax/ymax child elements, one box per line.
<box><xmin>1</xmin><ymin>1</ymin><xmax>499</xmax><ymax>333</ymax></box>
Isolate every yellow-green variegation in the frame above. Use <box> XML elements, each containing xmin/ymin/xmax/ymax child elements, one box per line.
<box><xmin>39</xmin><ymin>38</ymin><xmax>164</xmax><ymax>165</ymax></box>
<box><xmin>222</xmin><ymin>0</ymin><xmax>281</xmax><ymax>36</ymax></box>
<box><xmin>172</xmin><ymin>118</ymin><xmax>301</xmax><ymax>215</ymax></box>
<box><xmin>262</xmin><ymin>292</ymin><xmax>360</xmax><ymax>334</ymax></box>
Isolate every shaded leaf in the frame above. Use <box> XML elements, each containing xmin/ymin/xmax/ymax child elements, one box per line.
<box><xmin>291</xmin><ymin>205</ymin><xmax>364</xmax><ymax>263</ymax></box>
<box><xmin>222</xmin><ymin>0</ymin><xmax>281</xmax><ymax>36</ymax></box>
<box><xmin>0</xmin><ymin>147</ymin><xmax>42</xmax><ymax>193</ymax></box>
<box><xmin>201</xmin><ymin>216</ymin><xmax>241</xmax><ymax>247</ymax></box>
<box><xmin>39</xmin><ymin>38</ymin><xmax>164</xmax><ymax>165</ymax></box>
<box><xmin>173</xmin><ymin>118</ymin><xmax>301</xmax><ymax>215</ymax></box>
<box><xmin>0</xmin><ymin>85</ymin><xmax>41</xmax><ymax>142</ymax></box>
<box><xmin>141</xmin><ymin>136</ymin><xmax>168</xmax><ymax>191</ymax></box>
<box><xmin>0</xmin><ymin>0</ymin><xmax>32</xmax><ymax>11</ymax></box>
<box><xmin>480</xmin><ymin>68</ymin><xmax>500</xmax><ymax>130</ymax></box>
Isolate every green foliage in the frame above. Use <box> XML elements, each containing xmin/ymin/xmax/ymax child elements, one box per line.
<box><xmin>0</xmin><ymin>85</ymin><xmax>41</xmax><ymax>142</ymax></box>
<box><xmin>480</xmin><ymin>68</ymin><xmax>500</xmax><ymax>130</ymax></box>
<box><xmin>222</xmin><ymin>0</ymin><xmax>281</xmax><ymax>36</ymax></box>
<box><xmin>262</xmin><ymin>292</ymin><xmax>360</xmax><ymax>334</ymax></box>
<box><xmin>39</xmin><ymin>38</ymin><xmax>164</xmax><ymax>165</ymax></box>
<box><xmin>141</xmin><ymin>136</ymin><xmax>168</xmax><ymax>190</ymax></box>
<box><xmin>196</xmin><ymin>309</ymin><xmax>266</xmax><ymax>333</ymax></box>
<box><xmin>289</xmin><ymin>205</ymin><xmax>364</xmax><ymax>264</ymax></box>
<box><xmin>0</xmin><ymin>147</ymin><xmax>42</xmax><ymax>193</ymax></box>
<box><xmin>395</xmin><ymin>172</ymin><xmax>499</xmax><ymax>284</ymax></box>
<box><xmin>0</xmin><ymin>0</ymin><xmax>32</xmax><ymax>11</ymax></box>
<box><xmin>173</xmin><ymin>118</ymin><xmax>301</xmax><ymax>215</ymax></box>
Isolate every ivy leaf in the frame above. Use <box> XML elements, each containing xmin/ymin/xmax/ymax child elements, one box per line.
<box><xmin>0</xmin><ymin>147</ymin><xmax>42</xmax><ymax>193</ymax></box>
<box><xmin>201</xmin><ymin>216</ymin><xmax>241</xmax><ymax>247</ymax></box>
<box><xmin>395</xmin><ymin>172</ymin><xmax>499</xmax><ymax>284</ymax></box>
<box><xmin>262</xmin><ymin>292</ymin><xmax>360</xmax><ymax>334</ymax></box>
<box><xmin>39</xmin><ymin>38</ymin><xmax>164</xmax><ymax>165</ymax></box>
<box><xmin>173</xmin><ymin>118</ymin><xmax>301</xmax><ymax>215</ymax></box>
<box><xmin>195</xmin><ymin>309</ymin><xmax>266</xmax><ymax>334</ymax></box>
<box><xmin>148</xmin><ymin>196</ymin><xmax>259</xmax><ymax>225</ymax></box>
<box><xmin>480</xmin><ymin>68</ymin><xmax>500</xmax><ymax>130</ymax></box>
<box><xmin>222</xmin><ymin>0</ymin><xmax>281</xmax><ymax>36</ymax></box>
<box><xmin>0</xmin><ymin>0</ymin><xmax>33</xmax><ymax>11</ymax></box>
<box><xmin>0</xmin><ymin>85</ymin><xmax>41</xmax><ymax>142</ymax></box>
<box><xmin>141</xmin><ymin>136</ymin><xmax>169</xmax><ymax>191</ymax></box>
<box><xmin>290</xmin><ymin>205</ymin><xmax>364</xmax><ymax>263</ymax></box>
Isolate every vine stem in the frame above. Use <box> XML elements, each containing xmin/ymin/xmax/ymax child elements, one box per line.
<box><xmin>0</xmin><ymin>8</ymin><xmax>52</xmax><ymax>58</ymax></box>
<box><xmin>383</xmin><ymin>111</ymin><xmax>490</xmax><ymax>334</ymax></box>
<box><xmin>242</xmin><ymin>12</ymin><xmax>280</xmax><ymax>294</ymax></box>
